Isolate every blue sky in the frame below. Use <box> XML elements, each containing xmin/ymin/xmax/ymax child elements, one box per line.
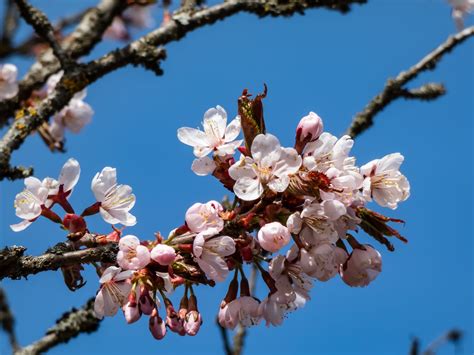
<box><xmin>1</xmin><ymin>0</ymin><xmax>473</xmax><ymax>354</ymax></box>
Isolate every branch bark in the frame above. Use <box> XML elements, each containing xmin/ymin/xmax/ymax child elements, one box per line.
<box><xmin>0</xmin><ymin>243</ymin><xmax>118</xmax><ymax>281</ymax></box>
<box><xmin>14</xmin><ymin>298</ymin><xmax>101</xmax><ymax>355</ymax></box>
<box><xmin>346</xmin><ymin>25</ymin><xmax>474</xmax><ymax>138</ymax></box>
<box><xmin>0</xmin><ymin>287</ymin><xmax>20</xmax><ymax>352</ymax></box>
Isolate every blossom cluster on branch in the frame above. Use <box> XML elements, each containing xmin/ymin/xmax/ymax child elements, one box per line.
<box><xmin>10</xmin><ymin>88</ymin><xmax>410</xmax><ymax>340</ymax></box>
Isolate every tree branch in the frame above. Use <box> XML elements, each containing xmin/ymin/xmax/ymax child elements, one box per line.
<box><xmin>14</xmin><ymin>0</ymin><xmax>73</xmax><ymax>70</ymax></box>
<box><xmin>0</xmin><ymin>287</ymin><xmax>20</xmax><ymax>352</ymax></box>
<box><xmin>0</xmin><ymin>0</ymin><xmax>20</xmax><ymax>54</ymax></box>
<box><xmin>346</xmin><ymin>25</ymin><xmax>474</xmax><ymax>138</ymax></box>
<box><xmin>0</xmin><ymin>243</ymin><xmax>118</xmax><ymax>281</ymax></box>
<box><xmin>0</xmin><ymin>0</ymin><xmax>366</xmax><ymax>180</ymax></box>
<box><xmin>0</xmin><ymin>0</ymin><xmax>127</xmax><ymax>128</ymax></box>
<box><xmin>14</xmin><ymin>298</ymin><xmax>101</xmax><ymax>355</ymax></box>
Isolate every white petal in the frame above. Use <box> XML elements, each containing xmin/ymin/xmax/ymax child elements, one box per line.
<box><xmin>192</xmin><ymin>157</ymin><xmax>216</xmax><ymax>176</ymax></box>
<box><xmin>233</xmin><ymin>177</ymin><xmax>263</xmax><ymax>201</ymax></box>
<box><xmin>92</xmin><ymin>167</ymin><xmax>117</xmax><ymax>202</ymax></box>
<box><xmin>377</xmin><ymin>153</ymin><xmax>404</xmax><ymax>173</ymax></box>
<box><xmin>177</xmin><ymin>127</ymin><xmax>210</xmax><ymax>149</ymax></box>
<box><xmin>203</xmin><ymin>106</ymin><xmax>227</xmax><ymax>140</ymax></box>
<box><xmin>10</xmin><ymin>220</ymin><xmax>32</xmax><ymax>232</ymax></box>
<box><xmin>59</xmin><ymin>158</ymin><xmax>80</xmax><ymax>192</ymax></box>
<box><xmin>267</xmin><ymin>175</ymin><xmax>290</xmax><ymax>193</ymax></box>
<box><xmin>250</xmin><ymin>134</ymin><xmax>281</xmax><ymax>167</ymax></box>
<box><xmin>224</xmin><ymin>116</ymin><xmax>241</xmax><ymax>142</ymax></box>
<box><xmin>272</xmin><ymin>147</ymin><xmax>302</xmax><ymax>177</ymax></box>
<box><xmin>228</xmin><ymin>156</ymin><xmax>257</xmax><ymax>180</ymax></box>
<box><xmin>215</xmin><ymin>140</ymin><xmax>242</xmax><ymax>156</ymax></box>
<box><xmin>205</xmin><ymin>236</ymin><xmax>236</xmax><ymax>257</ymax></box>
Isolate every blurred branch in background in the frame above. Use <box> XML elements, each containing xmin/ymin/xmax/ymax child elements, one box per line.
<box><xmin>409</xmin><ymin>329</ymin><xmax>463</xmax><ymax>355</ymax></box>
<box><xmin>346</xmin><ymin>25</ymin><xmax>474</xmax><ymax>139</ymax></box>
<box><xmin>0</xmin><ymin>287</ymin><xmax>20</xmax><ymax>352</ymax></box>
<box><xmin>14</xmin><ymin>298</ymin><xmax>101</xmax><ymax>355</ymax></box>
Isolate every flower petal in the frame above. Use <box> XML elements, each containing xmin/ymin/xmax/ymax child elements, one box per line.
<box><xmin>233</xmin><ymin>176</ymin><xmax>263</xmax><ymax>201</ymax></box>
<box><xmin>191</xmin><ymin>157</ymin><xmax>216</xmax><ymax>176</ymax></box>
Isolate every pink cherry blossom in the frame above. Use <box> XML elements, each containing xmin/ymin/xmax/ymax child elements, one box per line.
<box><xmin>218</xmin><ymin>300</ymin><xmax>240</xmax><ymax>329</ymax></box>
<box><xmin>193</xmin><ymin>233</ymin><xmax>235</xmax><ymax>282</ymax></box>
<box><xmin>341</xmin><ymin>245</ymin><xmax>382</xmax><ymax>287</ymax></box>
<box><xmin>300</xmin><ymin>244</ymin><xmax>348</xmax><ymax>281</ymax></box>
<box><xmin>117</xmin><ymin>235</ymin><xmax>151</xmax><ymax>270</ymax></box>
<box><xmin>229</xmin><ymin>133</ymin><xmax>302</xmax><ymax>201</ymax></box>
<box><xmin>151</xmin><ymin>244</ymin><xmax>176</xmax><ymax>265</ymax></box>
<box><xmin>258</xmin><ymin>222</ymin><xmax>291</xmax><ymax>253</ymax></box>
<box><xmin>94</xmin><ymin>266</ymin><xmax>133</xmax><ymax>318</ymax></box>
<box><xmin>185</xmin><ymin>200</ymin><xmax>224</xmax><ymax>235</ymax></box>
<box><xmin>122</xmin><ymin>301</ymin><xmax>141</xmax><ymax>324</ymax></box>
<box><xmin>184</xmin><ymin>310</ymin><xmax>202</xmax><ymax>336</ymax></box>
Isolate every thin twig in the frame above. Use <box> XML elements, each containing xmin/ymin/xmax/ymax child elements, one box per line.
<box><xmin>14</xmin><ymin>298</ymin><xmax>101</xmax><ymax>355</ymax></box>
<box><xmin>422</xmin><ymin>329</ymin><xmax>463</xmax><ymax>355</ymax></box>
<box><xmin>0</xmin><ymin>287</ymin><xmax>20</xmax><ymax>352</ymax></box>
<box><xmin>346</xmin><ymin>25</ymin><xmax>474</xmax><ymax>138</ymax></box>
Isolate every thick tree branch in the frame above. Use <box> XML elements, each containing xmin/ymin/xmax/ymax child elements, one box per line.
<box><xmin>0</xmin><ymin>243</ymin><xmax>118</xmax><ymax>281</ymax></box>
<box><xmin>0</xmin><ymin>287</ymin><xmax>20</xmax><ymax>352</ymax></box>
<box><xmin>14</xmin><ymin>298</ymin><xmax>101</xmax><ymax>355</ymax></box>
<box><xmin>14</xmin><ymin>0</ymin><xmax>73</xmax><ymax>70</ymax></box>
<box><xmin>346</xmin><ymin>25</ymin><xmax>474</xmax><ymax>138</ymax></box>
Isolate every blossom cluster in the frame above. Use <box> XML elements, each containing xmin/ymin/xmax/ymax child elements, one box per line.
<box><xmin>448</xmin><ymin>0</ymin><xmax>474</xmax><ymax>30</ymax></box>
<box><xmin>11</xmin><ymin>89</ymin><xmax>410</xmax><ymax>340</ymax></box>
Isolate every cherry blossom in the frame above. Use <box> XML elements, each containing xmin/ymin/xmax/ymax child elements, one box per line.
<box><xmin>341</xmin><ymin>245</ymin><xmax>382</xmax><ymax>287</ymax></box>
<box><xmin>360</xmin><ymin>153</ymin><xmax>410</xmax><ymax>209</ymax></box>
<box><xmin>0</xmin><ymin>63</ymin><xmax>18</xmax><ymax>99</ymax></box>
<box><xmin>178</xmin><ymin>105</ymin><xmax>242</xmax><ymax>161</ymax></box>
<box><xmin>257</xmin><ymin>222</ymin><xmax>291</xmax><ymax>253</ymax></box>
<box><xmin>300</xmin><ymin>244</ymin><xmax>348</xmax><ymax>281</ymax></box>
<box><xmin>185</xmin><ymin>200</ymin><xmax>224</xmax><ymax>236</ymax></box>
<box><xmin>303</xmin><ymin>132</ymin><xmax>355</xmax><ymax>173</ymax></box>
<box><xmin>94</xmin><ymin>266</ymin><xmax>133</xmax><ymax>318</ymax></box>
<box><xmin>10</xmin><ymin>158</ymin><xmax>80</xmax><ymax>231</ymax></box>
<box><xmin>123</xmin><ymin>5</ymin><xmax>155</xmax><ymax>28</ymax></box>
<box><xmin>117</xmin><ymin>235</ymin><xmax>151</xmax><ymax>270</ymax></box>
<box><xmin>229</xmin><ymin>133</ymin><xmax>302</xmax><ymax>201</ymax></box>
<box><xmin>91</xmin><ymin>167</ymin><xmax>137</xmax><ymax>226</ymax></box>
<box><xmin>104</xmin><ymin>17</ymin><xmax>128</xmax><ymax>40</ymax></box>
<box><xmin>192</xmin><ymin>233</ymin><xmax>235</xmax><ymax>282</ymax></box>
<box><xmin>149</xmin><ymin>309</ymin><xmax>167</xmax><ymax>340</ymax></box>
<box><xmin>449</xmin><ymin>0</ymin><xmax>474</xmax><ymax>30</ymax></box>
<box><xmin>151</xmin><ymin>244</ymin><xmax>176</xmax><ymax>265</ymax></box>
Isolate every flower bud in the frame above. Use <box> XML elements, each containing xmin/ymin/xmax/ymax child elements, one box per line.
<box><xmin>139</xmin><ymin>287</ymin><xmax>156</xmax><ymax>315</ymax></box>
<box><xmin>341</xmin><ymin>245</ymin><xmax>382</xmax><ymax>287</ymax></box>
<box><xmin>151</xmin><ymin>244</ymin><xmax>176</xmax><ymax>265</ymax></box>
<box><xmin>257</xmin><ymin>222</ymin><xmax>291</xmax><ymax>253</ymax></box>
<box><xmin>149</xmin><ymin>309</ymin><xmax>166</xmax><ymax>340</ymax></box>
<box><xmin>122</xmin><ymin>301</ymin><xmax>141</xmax><ymax>324</ymax></box>
<box><xmin>184</xmin><ymin>310</ymin><xmax>202</xmax><ymax>336</ymax></box>
<box><xmin>295</xmin><ymin>112</ymin><xmax>323</xmax><ymax>153</ymax></box>
<box><xmin>62</xmin><ymin>213</ymin><xmax>87</xmax><ymax>233</ymax></box>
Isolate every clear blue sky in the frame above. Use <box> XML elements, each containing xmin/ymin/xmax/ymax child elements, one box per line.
<box><xmin>1</xmin><ymin>1</ymin><xmax>473</xmax><ymax>354</ymax></box>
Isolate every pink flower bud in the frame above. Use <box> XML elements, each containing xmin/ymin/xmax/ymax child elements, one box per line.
<box><xmin>62</xmin><ymin>213</ymin><xmax>87</xmax><ymax>233</ymax></box>
<box><xmin>151</xmin><ymin>244</ymin><xmax>176</xmax><ymax>265</ymax></box>
<box><xmin>149</xmin><ymin>309</ymin><xmax>167</xmax><ymax>340</ymax></box>
<box><xmin>218</xmin><ymin>301</ymin><xmax>239</xmax><ymax>329</ymax></box>
<box><xmin>139</xmin><ymin>287</ymin><xmax>156</xmax><ymax>315</ymax></box>
<box><xmin>184</xmin><ymin>310</ymin><xmax>202</xmax><ymax>336</ymax></box>
<box><xmin>122</xmin><ymin>301</ymin><xmax>141</xmax><ymax>324</ymax></box>
<box><xmin>257</xmin><ymin>222</ymin><xmax>291</xmax><ymax>253</ymax></box>
<box><xmin>341</xmin><ymin>245</ymin><xmax>382</xmax><ymax>287</ymax></box>
<box><xmin>296</xmin><ymin>112</ymin><xmax>323</xmax><ymax>142</ymax></box>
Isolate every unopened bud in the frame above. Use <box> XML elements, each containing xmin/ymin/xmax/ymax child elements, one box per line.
<box><xmin>151</xmin><ymin>244</ymin><xmax>176</xmax><ymax>265</ymax></box>
<box><xmin>149</xmin><ymin>309</ymin><xmax>166</xmax><ymax>340</ymax></box>
<box><xmin>123</xmin><ymin>301</ymin><xmax>141</xmax><ymax>324</ymax></box>
<box><xmin>62</xmin><ymin>213</ymin><xmax>87</xmax><ymax>233</ymax></box>
<box><xmin>295</xmin><ymin>112</ymin><xmax>323</xmax><ymax>153</ymax></box>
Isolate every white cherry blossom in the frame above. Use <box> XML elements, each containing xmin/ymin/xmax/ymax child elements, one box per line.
<box><xmin>360</xmin><ymin>153</ymin><xmax>410</xmax><ymax>209</ymax></box>
<box><xmin>193</xmin><ymin>233</ymin><xmax>235</xmax><ymax>282</ymax></box>
<box><xmin>10</xmin><ymin>158</ymin><xmax>80</xmax><ymax>231</ymax></box>
<box><xmin>185</xmin><ymin>200</ymin><xmax>224</xmax><ymax>236</ymax></box>
<box><xmin>92</xmin><ymin>167</ymin><xmax>137</xmax><ymax>226</ymax></box>
<box><xmin>50</xmin><ymin>93</ymin><xmax>94</xmax><ymax>140</ymax></box>
<box><xmin>229</xmin><ymin>133</ymin><xmax>302</xmax><ymax>201</ymax></box>
<box><xmin>94</xmin><ymin>266</ymin><xmax>133</xmax><ymax>318</ymax></box>
<box><xmin>300</xmin><ymin>244</ymin><xmax>348</xmax><ymax>281</ymax></box>
<box><xmin>0</xmin><ymin>63</ymin><xmax>18</xmax><ymax>99</ymax></box>
<box><xmin>178</xmin><ymin>105</ymin><xmax>242</xmax><ymax>159</ymax></box>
